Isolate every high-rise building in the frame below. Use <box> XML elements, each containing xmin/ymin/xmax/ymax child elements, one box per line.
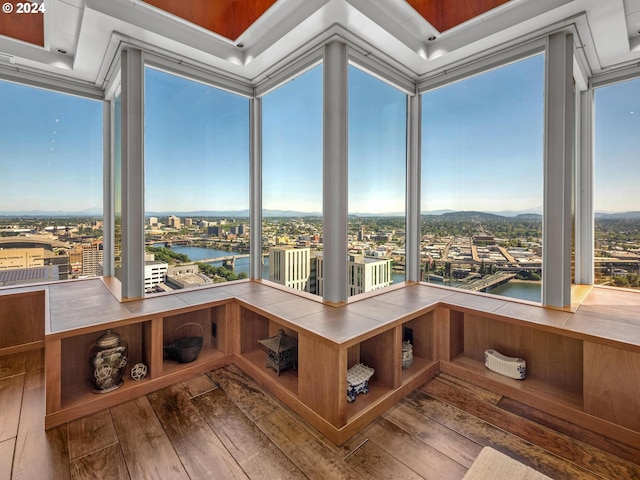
<box><xmin>82</xmin><ymin>241</ymin><xmax>104</xmax><ymax>277</ymax></box>
<box><xmin>316</xmin><ymin>254</ymin><xmax>392</xmax><ymax>296</ymax></box>
<box><xmin>230</xmin><ymin>225</ymin><xmax>246</xmax><ymax>236</ymax></box>
<box><xmin>168</xmin><ymin>215</ymin><xmax>181</xmax><ymax>228</ymax></box>
<box><xmin>207</xmin><ymin>225</ymin><xmax>223</xmax><ymax>237</ymax></box>
<box><xmin>144</xmin><ymin>261</ymin><xmax>168</xmax><ymax>292</ymax></box>
<box><xmin>269</xmin><ymin>246</ymin><xmax>311</xmax><ymax>292</ymax></box>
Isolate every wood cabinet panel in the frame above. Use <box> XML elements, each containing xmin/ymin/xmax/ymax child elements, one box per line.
<box><xmin>359</xmin><ymin>329</ymin><xmax>396</xmax><ymax>390</ymax></box>
<box><xmin>240</xmin><ymin>307</ymin><xmax>269</xmax><ymax>354</ymax></box>
<box><xmin>0</xmin><ymin>291</ymin><xmax>45</xmax><ymax>350</ymax></box>
<box><xmin>298</xmin><ymin>333</ymin><xmax>346</xmax><ymax>428</ymax></box>
<box><xmin>531</xmin><ymin>330</ymin><xmax>582</xmax><ymax>396</ymax></box>
<box><xmin>584</xmin><ymin>342</ymin><xmax>640</xmax><ymax>432</ymax></box>
<box><xmin>402</xmin><ymin>311</ymin><xmax>434</xmax><ymax>362</ymax></box>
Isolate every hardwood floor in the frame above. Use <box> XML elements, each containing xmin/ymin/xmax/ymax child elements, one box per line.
<box><xmin>1</xmin><ymin>349</ymin><xmax>639</xmax><ymax>479</ymax></box>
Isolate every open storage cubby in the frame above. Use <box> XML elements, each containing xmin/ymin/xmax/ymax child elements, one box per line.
<box><xmin>239</xmin><ymin>306</ymin><xmax>299</xmax><ymax>394</ymax></box>
<box><xmin>448</xmin><ymin>309</ymin><xmax>584</xmax><ymax>408</ymax></box>
<box><xmin>60</xmin><ymin>322</ymin><xmax>152</xmax><ymax>409</ymax></box>
<box><xmin>346</xmin><ymin>328</ymin><xmax>396</xmax><ymax>418</ymax></box>
<box><xmin>400</xmin><ymin>311</ymin><xmax>435</xmax><ymax>384</ymax></box>
<box><xmin>162</xmin><ymin>305</ymin><xmax>228</xmax><ymax>376</ymax></box>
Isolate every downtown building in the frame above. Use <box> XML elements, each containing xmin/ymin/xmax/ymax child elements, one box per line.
<box><xmin>269</xmin><ymin>246</ymin><xmax>312</xmax><ymax>293</ymax></box>
<box><xmin>314</xmin><ymin>253</ymin><xmax>392</xmax><ymax>297</ymax></box>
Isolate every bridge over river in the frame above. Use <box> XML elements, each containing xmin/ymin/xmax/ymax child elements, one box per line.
<box><xmin>198</xmin><ymin>254</ymin><xmax>250</xmax><ymax>263</ymax></box>
<box><xmin>458</xmin><ymin>272</ymin><xmax>517</xmax><ymax>292</ymax></box>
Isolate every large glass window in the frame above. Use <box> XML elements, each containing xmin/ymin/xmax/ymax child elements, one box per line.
<box><xmin>261</xmin><ymin>65</ymin><xmax>323</xmax><ymax>296</ymax></box>
<box><xmin>594</xmin><ymin>77</ymin><xmax>640</xmax><ymax>289</ymax></box>
<box><xmin>144</xmin><ymin>67</ymin><xmax>250</xmax><ymax>294</ymax></box>
<box><xmin>348</xmin><ymin>66</ymin><xmax>407</xmax><ymax>296</ymax></box>
<box><xmin>0</xmin><ymin>80</ymin><xmax>103</xmax><ymax>286</ymax></box>
<box><xmin>421</xmin><ymin>54</ymin><xmax>545</xmax><ymax>302</ymax></box>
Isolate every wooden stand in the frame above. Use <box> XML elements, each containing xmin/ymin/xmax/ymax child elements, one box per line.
<box><xmin>1</xmin><ymin>278</ymin><xmax>638</xmax><ymax>448</ymax></box>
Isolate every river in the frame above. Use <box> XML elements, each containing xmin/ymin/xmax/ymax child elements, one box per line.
<box><xmin>486</xmin><ymin>280</ymin><xmax>541</xmax><ymax>302</ymax></box>
<box><xmin>424</xmin><ymin>277</ymin><xmax>542</xmax><ymax>303</ymax></box>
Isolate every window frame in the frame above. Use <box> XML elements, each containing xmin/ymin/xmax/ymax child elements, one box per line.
<box><xmin>0</xmin><ymin>28</ymin><xmax>598</xmax><ymax>309</ymax></box>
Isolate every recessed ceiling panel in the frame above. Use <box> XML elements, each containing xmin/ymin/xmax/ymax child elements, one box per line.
<box><xmin>0</xmin><ymin>0</ymin><xmax>44</xmax><ymax>47</ymax></box>
<box><xmin>405</xmin><ymin>0</ymin><xmax>510</xmax><ymax>32</ymax></box>
<box><xmin>143</xmin><ymin>0</ymin><xmax>278</xmax><ymax>40</ymax></box>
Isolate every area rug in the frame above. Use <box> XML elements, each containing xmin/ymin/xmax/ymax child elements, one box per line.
<box><xmin>463</xmin><ymin>447</ymin><xmax>553</xmax><ymax>480</ymax></box>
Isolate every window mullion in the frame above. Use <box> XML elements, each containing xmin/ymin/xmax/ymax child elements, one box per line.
<box><xmin>575</xmin><ymin>88</ymin><xmax>594</xmax><ymax>285</ymax></box>
<box><xmin>250</xmin><ymin>96</ymin><xmax>262</xmax><ymax>280</ymax></box>
<box><xmin>323</xmin><ymin>40</ymin><xmax>349</xmax><ymax>303</ymax></box>
<box><xmin>120</xmin><ymin>47</ymin><xmax>145</xmax><ymax>299</ymax></box>
<box><xmin>542</xmin><ymin>32</ymin><xmax>574</xmax><ymax>307</ymax></box>
<box><xmin>406</xmin><ymin>93</ymin><xmax>421</xmax><ymax>282</ymax></box>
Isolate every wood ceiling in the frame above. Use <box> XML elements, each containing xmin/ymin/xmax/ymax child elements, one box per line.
<box><xmin>0</xmin><ymin>0</ymin><xmax>510</xmax><ymax>51</ymax></box>
<box><xmin>406</xmin><ymin>0</ymin><xmax>511</xmax><ymax>32</ymax></box>
<box><xmin>143</xmin><ymin>0</ymin><xmax>278</xmax><ymax>41</ymax></box>
<box><xmin>0</xmin><ymin>0</ymin><xmax>44</xmax><ymax>47</ymax></box>
<box><xmin>143</xmin><ymin>0</ymin><xmax>512</xmax><ymax>39</ymax></box>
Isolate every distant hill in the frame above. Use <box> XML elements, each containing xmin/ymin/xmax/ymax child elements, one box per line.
<box><xmin>0</xmin><ymin>208</ymin><xmax>637</xmax><ymax>221</ymax></box>
<box><xmin>595</xmin><ymin>211</ymin><xmax>640</xmax><ymax>220</ymax></box>
<box><xmin>514</xmin><ymin>213</ymin><xmax>542</xmax><ymax>220</ymax></box>
<box><xmin>432</xmin><ymin>211</ymin><xmax>507</xmax><ymax>221</ymax></box>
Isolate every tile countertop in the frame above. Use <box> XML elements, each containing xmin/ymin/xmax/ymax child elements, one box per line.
<box><xmin>34</xmin><ymin>277</ymin><xmax>640</xmax><ymax>351</ymax></box>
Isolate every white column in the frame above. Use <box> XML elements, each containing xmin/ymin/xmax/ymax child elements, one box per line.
<box><xmin>575</xmin><ymin>88</ymin><xmax>594</xmax><ymax>284</ymax></box>
<box><xmin>406</xmin><ymin>93</ymin><xmax>421</xmax><ymax>282</ymax></box>
<box><xmin>120</xmin><ymin>48</ymin><xmax>145</xmax><ymax>299</ymax></box>
<box><xmin>323</xmin><ymin>41</ymin><xmax>349</xmax><ymax>304</ymax></box>
<box><xmin>102</xmin><ymin>100</ymin><xmax>113</xmax><ymax>277</ymax></box>
<box><xmin>543</xmin><ymin>32</ymin><xmax>574</xmax><ymax>307</ymax></box>
<box><xmin>250</xmin><ymin>96</ymin><xmax>263</xmax><ymax>279</ymax></box>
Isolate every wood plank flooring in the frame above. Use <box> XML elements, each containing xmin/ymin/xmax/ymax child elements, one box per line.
<box><xmin>1</xmin><ymin>350</ymin><xmax>639</xmax><ymax>479</ymax></box>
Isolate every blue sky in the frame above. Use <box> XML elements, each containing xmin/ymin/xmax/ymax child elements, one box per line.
<box><xmin>422</xmin><ymin>54</ymin><xmax>544</xmax><ymax>213</ymax></box>
<box><xmin>0</xmin><ymin>80</ymin><xmax>102</xmax><ymax>213</ymax></box>
<box><xmin>145</xmin><ymin>67</ymin><xmax>249</xmax><ymax>213</ymax></box>
<box><xmin>1</xmin><ymin>54</ymin><xmax>638</xmax><ymax>215</ymax></box>
<box><xmin>349</xmin><ymin>66</ymin><xmax>406</xmax><ymax>214</ymax></box>
<box><xmin>594</xmin><ymin>77</ymin><xmax>640</xmax><ymax>212</ymax></box>
<box><xmin>262</xmin><ymin>65</ymin><xmax>323</xmax><ymax>213</ymax></box>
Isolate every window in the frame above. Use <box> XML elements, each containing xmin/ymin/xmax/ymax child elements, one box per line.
<box><xmin>421</xmin><ymin>54</ymin><xmax>545</xmax><ymax>302</ymax></box>
<box><xmin>144</xmin><ymin>67</ymin><xmax>250</xmax><ymax>294</ymax></box>
<box><xmin>261</xmin><ymin>65</ymin><xmax>323</xmax><ymax>296</ymax></box>
<box><xmin>0</xmin><ymin>80</ymin><xmax>103</xmax><ymax>286</ymax></box>
<box><xmin>348</xmin><ymin>65</ymin><xmax>407</xmax><ymax>296</ymax></box>
<box><xmin>594</xmin><ymin>77</ymin><xmax>640</xmax><ymax>290</ymax></box>
<box><xmin>113</xmin><ymin>92</ymin><xmax>122</xmax><ymax>281</ymax></box>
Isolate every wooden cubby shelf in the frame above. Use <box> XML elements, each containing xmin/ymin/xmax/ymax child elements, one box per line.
<box><xmin>445</xmin><ymin>308</ymin><xmax>584</xmax><ymax>410</ymax></box>
<box><xmin>400</xmin><ymin>311</ymin><xmax>435</xmax><ymax>385</ymax></box>
<box><xmin>238</xmin><ymin>306</ymin><xmax>299</xmax><ymax>396</ymax></box>
<box><xmin>14</xmin><ymin>278</ymin><xmax>636</xmax><ymax>448</ymax></box>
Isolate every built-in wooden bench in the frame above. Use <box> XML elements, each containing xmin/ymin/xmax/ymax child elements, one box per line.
<box><xmin>1</xmin><ymin>278</ymin><xmax>639</xmax><ymax>447</ymax></box>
